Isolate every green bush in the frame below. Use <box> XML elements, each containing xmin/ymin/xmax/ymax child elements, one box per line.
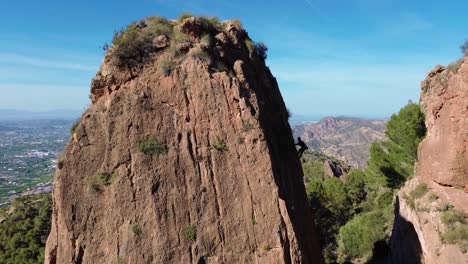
<box><xmin>427</xmin><ymin>192</ymin><xmax>439</xmax><ymax>202</ymax></box>
<box><xmin>338</xmin><ymin>210</ymin><xmax>389</xmax><ymax>260</ymax></box>
<box><xmin>409</xmin><ymin>183</ymin><xmax>429</xmax><ymax>200</ymax></box>
<box><xmin>231</xmin><ymin>18</ymin><xmax>243</xmax><ymax>30</ymax></box>
<box><xmin>200</xmin><ymin>34</ymin><xmax>212</xmax><ymax>47</ymax></box>
<box><xmin>178</xmin><ymin>12</ymin><xmax>194</xmax><ymax>22</ymax></box>
<box><xmin>460</xmin><ymin>39</ymin><xmax>468</xmax><ymax>55</ymax></box>
<box><xmin>441</xmin><ymin>210</ymin><xmax>466</xmax><ymax>225</ymax></box>
<box><xmin>96</xmin><ymin>171</ymin><xmax>117</xmax><ymax>186</ymax></box>
<box><xmin>255</xmin><ymin>42</ymin><xmax>268</xmax><ymax>60</ymax></box>
<box><xmin>131</xmin><ymin>224</ymin><xmax>142</xmax><ymax>237</ymax></box>
<box><xmin>190</xmin><ymin>47</ymin><xmax>210</xmax><ymax>62</ymax></box>
<box><xmin>0</xmin><ymin>194</ymin><xmax>51</xmax><ymax>263</ymax></box>
<box><xmin>159</xmin><ymin>58</ymin><xmax>177</xmax><ymax>76</ymax></box>
<box><xmin>440</xmin><ymin>209</ymin><xmax>467</xmax><ymax>251</ymax></box>
<box><xmin>197</xmin><ymin>16</ymin><xmax>223</xmax><ymax>31</ymax></box>
<box><xmin>110</xmin><ymin>24</ymin><xmax>144</xmax><ymax>67</ymax></box>
<box><xmin>184</xmin><ymin>225</ymin><xmax>196</xmax><ymax>242</ymax></box>
<box><xmin>168</xmin><ymin>29</ymin><xmax>192</xmax><ymax>57</ymax></box>
<box><xmin>145</xmin><ymin>16</ymin><xmax>173</xmax><ymax>36</ymax></box>
<box><xmin>385</xmin><ymin>102</ymin><xmax>426</xmax><ymax>158</ymax></box>
<box><xmin>447</xmin><ymin>58</ymin><xmax>464</xmax><ymax>74</ymax></box>
<box><xmin>110</xmin><ymin>17</ymin><xmax>174</xmax><ymax>68</ymax></box>
<box><xmin>70</xmin><ymin>120</ymin><xmax>80</xmax><ymax>135</ymax></box>
<box><xmin>137</xmin><ymin>136</ymin><xmax>168</xmax><ymax>156</ymax></box>
<box><xmin>344</xmin><ymin>170</ymin><xmax>368</xmax><ymax>208</ymax></box>
<box><xmin>211</xmin><ymin>137</ymin><xmax>227</xmax><ymax>152</ymax></box>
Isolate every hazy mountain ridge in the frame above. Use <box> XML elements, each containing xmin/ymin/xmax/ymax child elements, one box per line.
<box><xmin>0</xmin><ymin>109</ymin><xmax>81</xmax><ymax>121</ymax></box>
<box><xmin>293</xmin><ymin>116</ymin><xmax>386</xmax><ymax>168</ymax></box>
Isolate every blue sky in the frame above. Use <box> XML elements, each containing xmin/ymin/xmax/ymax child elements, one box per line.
<box><xmin>0</xmin><ymin>0</ymin><xmax>466</xmax><ymax>118</ymax></box>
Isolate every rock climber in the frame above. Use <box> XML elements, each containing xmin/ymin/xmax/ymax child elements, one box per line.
<box><xmin>296</xmin><ymin>137</ymin><xmax>308</xmax><ymax>159</ymax></box>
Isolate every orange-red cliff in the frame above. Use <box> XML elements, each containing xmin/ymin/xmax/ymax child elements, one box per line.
<box><xmin>45</xmin><ymin>16</ymin><xmax>323</xmax><ymax>264</ymax></box>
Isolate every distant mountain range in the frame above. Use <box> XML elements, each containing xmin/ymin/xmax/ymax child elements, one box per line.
<box><xmin>293</xmin><ymin>116</ymin><xmax>387</xmax><ymax>168</ymax></box>
<box><xmin>0</xmin><ymin>109</ymin><xmax>82</xmax><ymax>121</ymax></box>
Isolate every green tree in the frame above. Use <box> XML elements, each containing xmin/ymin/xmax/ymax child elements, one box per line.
<box><xmin>385</xmin><ymin>102</ymin><xmax>426</xmax><ymax>158</ymax></box>
<box><xmin>338</xmin><ymin>209</ymin><xmax>391</xmax><ymax>261</ymax></box>
<box><xmin>0</xmin><ymin>194</ymin><xmax>52</xmax><ymax>264</ymax></box>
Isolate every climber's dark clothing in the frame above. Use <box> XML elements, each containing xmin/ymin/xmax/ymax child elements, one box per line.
<box><xmin>296</xmin><ymin>138</ymin><xmax>308</xmax><ymax>158</ymax></box>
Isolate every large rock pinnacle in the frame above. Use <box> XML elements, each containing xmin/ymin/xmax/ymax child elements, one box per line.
<box><xmin>45</xmin><ymin>16</ymin><xmax>323</xmax><ymax>264</ymax></box>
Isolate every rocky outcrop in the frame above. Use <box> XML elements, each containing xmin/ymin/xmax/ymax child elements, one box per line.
<box><xmin>389</xmin><ymin>57</ymin><xmax>468</xmax><ymax>264</ymax></box>
<box><xmin>323</xmin><ymin>159</ymin><xmax>349</xmax><ymax>178</ymax></box>
<box><xmin>293</xmin><ymin>117</ymin><xmax>386</xmax><ymax>169</ymax></box>
<box><xmin>45</xmin><ymin>16</ymin><xmax>323</xmax><ymax>264</ymax></box>
<box><xmin>417</xmin><ymin>59</ymin><xmax>468</xmax><ymax>188</ymax></box>
<box><xmin>390</xmin><ymin>178</ymin><xmax>467</xmax><ymax>264</ymax></box>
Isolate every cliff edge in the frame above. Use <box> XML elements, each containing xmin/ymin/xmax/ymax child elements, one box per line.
<box><xmin>389</xmin><ymin>56</ymin><xmax>468</xmax><ymax>264</ymax></box>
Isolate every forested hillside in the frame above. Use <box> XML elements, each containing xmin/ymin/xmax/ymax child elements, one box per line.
<box><xmin>0</xmin><ymin>194</ymin><xmax>52</xmax><ymax>264</ymax></box>
<box><xmin>303</xmin><ymin>102</ymin><xmax>426</xmax><ymax>263</ymax></box>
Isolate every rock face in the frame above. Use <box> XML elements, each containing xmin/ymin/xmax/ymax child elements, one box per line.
<box><xmin>389</xmin><ymin>57</ymin><xmax>468</xmax><ymax>264</ymax></box>
<box><xmin>323</xmin><ymin>159</ymin><xmax>349</xmax><ymax>178</ymax></box>
<box><xmin>293</xmin><ymin>117</ymin><xmax>386</xmax><ymax>169</ymax></box>
<box><xmin>45</xmin><ymin>17</ymin><xmax>323</xmax><ymax>264</ymax></box>
<box><xmin>390</xmin><ymin>178</ymin><xmax>468</xmax><ymax>264</ymax></box>
<box><xmin>417</xmin><ymin>59</ymin><xmax>468</xmax><ymax>188</ymax></box>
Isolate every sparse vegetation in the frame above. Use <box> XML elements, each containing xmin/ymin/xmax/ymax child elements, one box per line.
<box><xmin>447</xmin><ymin>58</ymin><xmax>464</xmax><ymax>74</ymax></box>
<box><xmin>440</xmin><ymin>203</ymin><xmax>455</xmax><ymax>212</ymax></box>
<box><xmin>211</xmin><ymin>137</ymin><xmax>227</xmax><ymax>152</ymax></box>
<box><xmin>255</xmin><ymin>42</ymin><xmax>268</xmax><ymax>60</ymax></box>
<box><xmin>159</xmin><ymin>58</ymin><xmax>177</xmax><ymax>76</ymax></box>
<box><xmin>109</xmin><ymin>17</ymin><xmax>174</xmax><ymax>68</ymax></box>
<box><xmin>96</xmin><ymin>171</ymin><xmax>117</xmax><ymax>186</ymax></box>
<box><xmin>137</xmin><ymin>136</ymin><xmax>168</xmax><ymax>156</ymax></box>
<box><xmin>410</xmin><ymin>183</ymin><xmax>429</xmax><ymax>200</ymax></box>
<box><xmin>245</xmin><ymin>39</ymin><xmax>255</xmax><ymax>55</ymax></box>
<box><xmin>428</xmin><ymin>192</ymin><xmax>439</xmax><ymax>202</ymax></box>
<box><xmin>166</xmin><ymin>28</ymin><xmax>192</xmax><ymax>58</ymax></box>
<box><xmin>440</xmin><ymin>209</ymin><xmax>468</xmax><ymax>251</ymax></box>
<box><xmin>197</xmin><ymin>16</ymin><xmax>223</xmax><ymax>32</ymax></box>
<box><xmin>178</xmin><ymin>12</ymin><xmax>194</xmax><ymax>22</ymax></box>
<box><xmin>241</xmin><ymin>120</ymin><xmax>254</xmax><ymax>132</ymax></box>
<box><xmin>117</xmin><ymin>256</ymin><xmax>125</xmax><ymax>264</ymax></box>
<box><xmin>145</xmin><ymin>16</ymin><xmax>173</xmax><ymax>36</ymax></box>
<box><xmin>263</xmin><ymin>245</ymin><xmax>271</xmax><ymax>251</ymax></box>
<box><xmin>460</xmin><ymin>39</ymin><xmax>468</xmax><ymax>55</ymax></box>
<box><xmin>184</xmin><ymin>225</ymin><xmax>196</xmax><ymax>242</ymax></box>
<box><xmin>190</xmin><ymin>47</ymin><xmax>211</xmax><ymax>63</ymax></box>
<box><xmin>70</xmin><ymin>120</ymin><xmax>80</xmax><ymax>135</ymax></box>
<box><xmin>200</xmin><ymin>34</ymin><xmax>213</xmax><ymax>47</ymax></box>
<box><xmin>231</xmin><ymin>18</ymin><xmax>243</xmax><ymax>30</ymax></box>
<box><xmin>131</xmin><ymin>224</ymin><xmax>142</xmax><ymax>237</ymax></box>
<box><xmin>404</xmin><ymin>183</ymin><xmax>429</xmax><ymax>211</ymax></box>
<box><xmin>88</xmin><ymin>171</ymin><xmax>117</xmax><ymax>191</ymax></box>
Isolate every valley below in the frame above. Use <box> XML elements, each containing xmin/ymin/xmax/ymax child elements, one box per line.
<box><xmin>0</xmin><ymin>119</ymin><xmax>73</xmax><ymax>205</ymax></box>
<box><xmin>293</xmin><ymin>116</ymin><xmax>387</xmax><ymax>168</ymax></box>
